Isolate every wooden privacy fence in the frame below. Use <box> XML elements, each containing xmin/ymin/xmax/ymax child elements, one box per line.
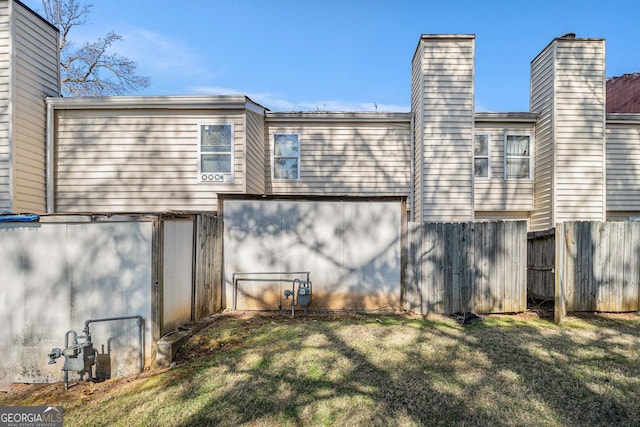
<box><xmin>406</xmin><ymin>220</ymin><xmax>527</xmax><ymax>314</ymax></box>
<box><xmin>555</xmin><ymin>221</ymin><xmax>640</xmax><ymax>322</ymax></box>
<box><xmin>194</xmin><ymin>214</ymin><xmax>223</xmax><ymax>320</ymax></box>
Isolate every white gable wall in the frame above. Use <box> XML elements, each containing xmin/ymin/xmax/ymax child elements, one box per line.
<box><xmin>530</xmin><ymin>41</ymin><xmax>556</xmax><ymax>231</ymax></box>
<box><xmin>0</xmin><ymin>1</ymin><xmax>8</xmax><ymax>211</ymax></box>
<box><xmin>554</xmin><ymin>38</ymin><xmax>606</xmax><ymax>223</ymax></box>
<box><xmin>12</xmin><ymin>1</ymin><xmax>59</xmax><ymax>212</ymax></box>
<box><xmin>412</xmin><ymin>34</ymin><xmax>475</xmax><ymax>222</ymax></box>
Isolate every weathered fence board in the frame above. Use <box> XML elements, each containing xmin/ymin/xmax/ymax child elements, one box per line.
<box><xmin>527</xmin><ymin>228</ymin><xmax>555</xmax><ymax>301</ymax></box>
<box><xmin>555</xmin><ymin>221</ymin><xmax>640</xmax><ymax>321</ymax></box>
<box><xmin>406</xmin><ymin>220</ymin><xmax>527</xmax><ymax>315</ymax></box>
<box><xmin>194</xmin><ymin>214</ymin><xmax>223</xmax><ymax>320</ymax></box>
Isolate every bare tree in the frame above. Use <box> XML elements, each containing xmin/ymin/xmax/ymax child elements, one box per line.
<box><xmin>41</xmin><ymin>0</ymin><xmax>150</xmax><ymax>96</ymax></box>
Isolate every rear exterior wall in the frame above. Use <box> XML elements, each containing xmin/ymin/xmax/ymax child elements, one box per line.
<box><xmin>473</xmin><ymin>121</ymin><xmax>535</xmax><ymax>213</ymax></box>
<box><xmin>265</xmin><ymin>117</ymin><xmax>411</xmax><ymax>197</ymax></box>
<box><xmin>53</xmin><ymin>108</ymin><xmax>248</xmax><ymax>213</ymax></box>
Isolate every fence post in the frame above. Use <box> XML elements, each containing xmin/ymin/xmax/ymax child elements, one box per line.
<box><xmin>554</xmin><ymin>223</ymin><xmax>566</xmax><ymax>323</ymax></box>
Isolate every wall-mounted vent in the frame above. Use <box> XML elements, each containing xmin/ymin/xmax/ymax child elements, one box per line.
<box><xmin>200</xmin><ymin>173</ymin><xmax>233</xmax><ymax>183</ymax></box>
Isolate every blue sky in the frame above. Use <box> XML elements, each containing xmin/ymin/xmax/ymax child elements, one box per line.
<box><xmin>22</xmin><ymin>0</ymin><xmax>640</xmax><ymax>112</ymax></box>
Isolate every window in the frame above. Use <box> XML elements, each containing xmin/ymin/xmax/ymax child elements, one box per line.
<box><xmin>504</xmin><ymin>134</ymin><xmax>531</xmax><ymax>179</ymax></box>
<box><xmin>198</xmin><ymin>123</ymin><xmax>233</xmax><ymax>182</ymax></box>
<box><xmin>273</xmin><ymin>133</ymin><xmax>300</xmax><ymax>180</ymax></box>
<box><xmin>474</xmin><ymin>133</ymin><xmax>490</xmax><ymax>178</ymax></box>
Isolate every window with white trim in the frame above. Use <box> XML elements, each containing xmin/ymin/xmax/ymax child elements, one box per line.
<box><xmin>273</xmin><ymin>133</ymin><xmax>300</xmax><ymax>180</ymax></box>
<box><xmin>504</xmin><ymin>134</ymin><xmax>531</xmax><ymax>179</ymax></box>
<box><xmin>198</xmin><ymin>123</ymin><xmax>234</xmax><ymax>183</ymax></box>
<box><xmin>474</xmin><ymin>133</ymin><xmax>490</xmax><ymax>178</ymax></box>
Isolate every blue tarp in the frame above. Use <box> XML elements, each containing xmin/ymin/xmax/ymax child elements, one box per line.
<box><xmin>0</xmin><ymin>213</ymin><xmax>39</xmax><ymax>222</ymax></box>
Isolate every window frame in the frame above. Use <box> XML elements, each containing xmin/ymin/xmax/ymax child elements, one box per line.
<box><xmin>474</xmin><ymin>132</ymin><xmax>491</xmax><ymax>179</ymax></box>
<box><xmin>197</xmin><ymin>122</ymin><xmax>234</xmax><ymax>183</ymax></box>
<box><xmin>272</xmin><ymin>132</ymin><xmax>301</xmax><ymax>181</ymax></box>
<box><xmin>503</xmin><ymin>133</ymin><xmax>533</xmax><ymax>180</ymax></box>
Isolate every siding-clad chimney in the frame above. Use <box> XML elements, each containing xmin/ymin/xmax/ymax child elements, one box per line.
<box><xmin>530</xmin><ymin>36</ymin><xmax>606</xmax><ymax>230</ymax></box>
<box><xmin>411</xmin><ymin>34</ymin><xmax>475</xmax><ymax>222</ymax></box>
<box><xmin>0</xmin><ymin>0</ymin><xmax>59</xmax><ymax>213</ymax></box>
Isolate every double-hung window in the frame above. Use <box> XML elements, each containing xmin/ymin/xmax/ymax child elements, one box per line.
<box><xmin>474</xmin><ymin>133</ymin><xmax>490</xmax><ymax>178</ymax></box>
<box><xmin>273</xmin><ymin>133</ymin><xmax>300</xmax><ymax>180</ymax></box>
<box><xmin>504</xmin><ymin>134</ymin><xmax>531</xmax><ymax>179</ymax></box>
<box><xmin>198</xmin><ymin>123</ymin><xmax>234</xmax><ymax>182</ymax></box>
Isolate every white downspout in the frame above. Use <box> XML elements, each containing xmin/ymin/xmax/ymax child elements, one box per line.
<box><xmin>46</xmin><ymin>100</ymin><xmax>54</xmax><ymax>213</ymax></box>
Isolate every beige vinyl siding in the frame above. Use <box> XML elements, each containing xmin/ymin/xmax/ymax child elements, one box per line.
<box><xmin>265</xmin><ymin>115</ymin><xmax>410</xmax><ymax>196</ymax></box>
<box><xmin>475</xmin><ymin>211</ymin><xmax>530</xmax><ymax>222</ymax></box>
<box><xmin>411</xmin><ymin>42</ymin><xmax>424</xmax><ymax>221</ymax></box>
<box><xmin>529</xmin><ymin>42</ymin><xmax>555</xmax><ymax>231</ymax></box>
<box><xmin>244</xmin><ymin>109</ymin><xmax>265</xmax><ymax>194</ymax></box>
<box><xmin>413</xmin><ymin>35</ymin><xmax>475</xmax><ymax>221</ymax></box>
<box><xmin>607</xmin><ymin>211</ymin><xmax>640</xmax><ymax>222</ymax></box>
<box><xmin>554</xmin><ymin>39</ymin><xmax>605</xmax><ymax>223</ymax></box>
<box><xmin>12</xmin><ymin>1</ymin><xmax>58</xmax><ymax>212</ymax></box>
<box><xmin>0</xmin><ymin>1</ymin><xmax>10</xmax><ymax>210</ymax></box>
<box><xmin>606</xmin><ymin>117</ymin><xmax>640</xmax><ymax>213</ymax></box>
<box><xmin>473</xmin><ymin>123</ymin><xmax>535</xmax><ymax>212</ymax></box>
<box><xmin>54</xmin><ymin>109</ymin><xmax>246</xmax><ymax>212</ymax></box>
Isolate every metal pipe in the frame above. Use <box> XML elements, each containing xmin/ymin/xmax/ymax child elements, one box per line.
<box><xmin>83</xmin><ymin>315</ymin><xmax>144</xmax><ymax>373</ymax></box>
<box><xmin>64</xmin><ymin>330</ymin><xmax>77</xmax><ymax>349</ymax></box>
<box><xmin>232</xmin><ymin>272</ymin><xmax>311</xmax><ymax>311</ymax></box>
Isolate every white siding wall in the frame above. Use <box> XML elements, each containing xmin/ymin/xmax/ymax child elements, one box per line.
<box><xmin>0</xmin><ymin>1</ymin><xmax>11</xmax><ymax>210</ymax></box>
<box><xmin>223</xmin><ymin>199</ymin><xmax>402</xmax><ymax>311</ymax></box>
<box><xmin>475</xmin><ymin>211</ymin><xmax>530</xmax><ymax>222</ymax></box>
<box><xmin>12</xmin><ymin>1</ymin><xmax>59</xmax><ymax>212</ymax></box>
<box><xmin>265</xmin><ymin>115</ymin><xmax>411</xmax><ymax>196</ymax></box>
<box><xmin>554</xmin><ymin>39</ymin><xmax>605</xmax><ymax>223</ymax></box>
<box><xmin>606</xmin><ymin>118</ymin><xmax>640</xmax><ymax>214</ymax></box>
<box><xmin>245</xmin><ymin>109</ymin><xmax>265</xmax><ymax>195</ymax></box>
<box><xmin>411</xmin><ymin>43</ymin><xmax>424</xmax><ymax>221</ymax></box>
<box><xmin>530</xmin><ymin>43</ymin><xmax>555</xmax><ymax>231</ymax></box>
<box><xmin>413</xmin><ymin>35</ymin><xmax>475</xmax><ymax>221</ymax></box>
<box><xmin>54</xmin><ymin>109</ymin><xmax>247</xmax><ymax>212</ymax></box>
<box><xmin>529</xmin><ymin>37</ymin><xmax>606</xmax><ymax>230</ymax></box>
<box><xmin>473</xmin><ymin>122</ymin><xmax>535</xmax><ymax>212</ymax></box>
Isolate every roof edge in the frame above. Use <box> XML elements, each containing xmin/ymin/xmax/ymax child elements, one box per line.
<box><xmin>475</xmin><ymin>112</ymin><xmax>539</xmax><ymax>123</ymax></box>
<box><xmin>13</xmin><ymin>0</ymin><xmax>59</xmax><ymax>32</ymax></box>
<box><xmin>606</xmin><ymin>113</ymin><xmax>640</xmax><ymax>124</ymax></box>
<box><xmin>266</xmin><ymin>111</ymin><xmax>411</xmax><ymax>123</ymax></box>
<box><xmin>46</xmin><ymin>95</ymin><xmax>269</xmax><ymax>112</ymax></box>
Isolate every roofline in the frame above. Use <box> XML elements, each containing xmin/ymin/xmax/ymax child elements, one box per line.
<box><xmin>266</xmin><ymin>111</ymin><xmax>411</xmax><ymax>123</ymax></box>
<box><xmin>531</xmin><ymin>34</ymin><xmax>605</xmax><ymax>66</ymax></box>
<box><xmin>606</xmin><ymin>113</ymin><xmax>640</xmax><ymax>125</ymax></box>
<box><xmin>13</xmin><ymin>0</ymin><xmax>59</xmax><ymax>32</ymax></box>
<box><xmin>474</xmin><ymin>112</ymin><xmax>539</xmax><ymax>123</ymax></box>
<box><xmin>46</xmin><ymin>95</ymin><xmax>269</xmax><ymax>114</ymax></box>
<box><xmin>413</xmin><ymin>33</ymin><xmax>475</xmax><ymax>64</ymax></box>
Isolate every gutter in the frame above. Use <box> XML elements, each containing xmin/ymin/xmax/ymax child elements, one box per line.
<box><xmin>46</xmin><ymin>100</ymin><xmax>54</xmax><ymax>213</ymax></box>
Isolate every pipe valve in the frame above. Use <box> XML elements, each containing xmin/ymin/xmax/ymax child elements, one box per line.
<box><xmin>47</xmin><ymin>348</ymin><xmax>63</xmax><ymax>364</ymax></box>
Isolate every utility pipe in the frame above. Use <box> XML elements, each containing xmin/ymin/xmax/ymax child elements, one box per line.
<box><xmin>84</xmin><ymin>315</ymin><xmax>144</xmax><ymax>373</ymax></box>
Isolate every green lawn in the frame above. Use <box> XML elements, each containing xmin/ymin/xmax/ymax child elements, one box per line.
<box><xmin>2</xmin><ymin>311</ymin><xmax>639</xmax><ymax>426</ymax></box>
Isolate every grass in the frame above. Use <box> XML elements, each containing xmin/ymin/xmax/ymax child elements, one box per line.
<box><xmin>1</xmin><ymin>311</ymin><xmax>640</xmax><ymax>426</ymax></box>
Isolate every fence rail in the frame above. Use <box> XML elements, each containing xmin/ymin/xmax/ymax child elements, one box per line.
<box><xmin>406</xmin><ymin>220</ymin><xmax>527</xmax><ymax>315</ymax></box>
